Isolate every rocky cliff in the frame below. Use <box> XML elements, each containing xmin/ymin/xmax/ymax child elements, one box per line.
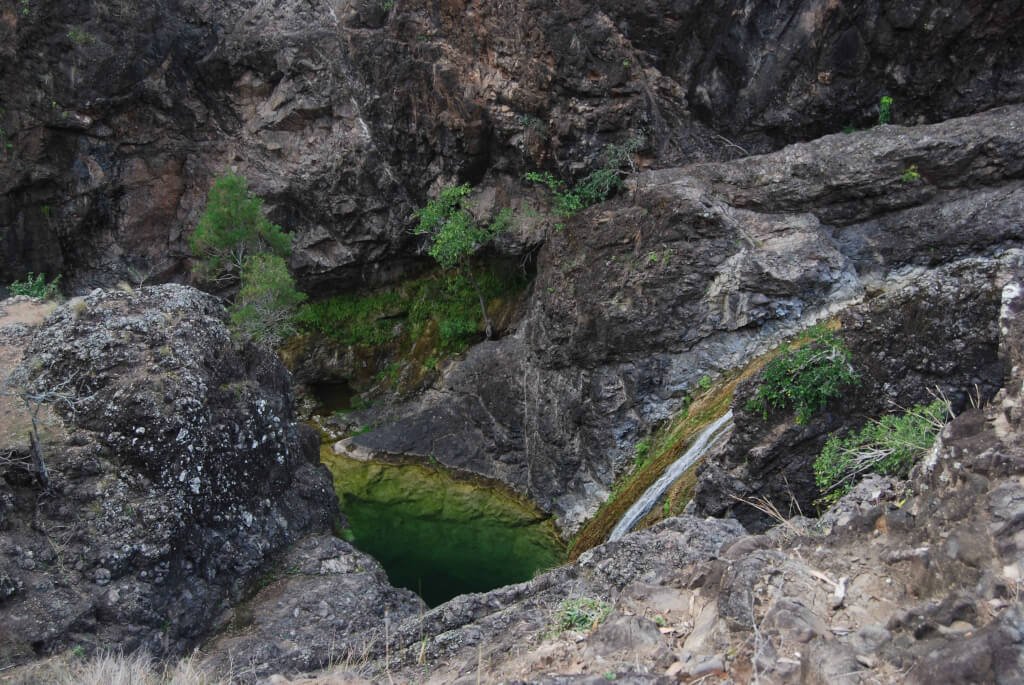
<box><xmin>262</xmin><ymin>256</ymin><xmax>1024</xmax><ymax>685</ymax></box>
<box><xmin>2</xmin><ymin>0</ymin><xmax>1024</xmax><ymax>682</ymax></box>
<box><xmin>341</xmin><ymin>105</ymin><xmax>1023</xmax><ymax>532</ymax></box>
<box><xmin>3</xmin><ymin>0</ymin><xmax>1022</xmax><ymax>292</ymax></box>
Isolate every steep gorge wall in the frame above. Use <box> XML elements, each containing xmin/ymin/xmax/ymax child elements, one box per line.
<box><xmin>340</xmin><ymin>105</ymin><xmax>1024</xmax><ymax>532</ymax></box>
<box><xmin>2</xmin><ymin>0</ymin><xmax>1021</xmax><ymax>292</ymax></box>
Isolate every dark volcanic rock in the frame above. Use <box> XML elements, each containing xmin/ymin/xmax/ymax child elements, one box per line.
<box><xmin>0</xmin><ymin>285</ymin><xmax>337</xmax><ymax>664</ymax></box>
<box><xmin>2</xmin><ymin>0</ymin><xmax>1022</xmax><ymax>290</ymax></box>
<box><xmin>693</xmin><ymin>254</ymin><xmax>1011</xmax><ymax>529</ymax></box>
<box><xmin>339</xmin><ymin>106</ymin><xmax>1024</xmax><ymax>532</ymax></box>
<box><xmin>266</xmin><ymin>262</ymin><xmax>1024</xmax><ymax>684</ymax></box>
<box><xmin>200</xmin><ymin>534</ymin><xmax>427</xmax><ymax>680</ymax></box>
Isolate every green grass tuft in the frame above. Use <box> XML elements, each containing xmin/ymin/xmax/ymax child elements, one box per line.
<box><xmin>549</xmin><ymin>597</ymin><xmax>612</xmax><ymax>635</ymax></box>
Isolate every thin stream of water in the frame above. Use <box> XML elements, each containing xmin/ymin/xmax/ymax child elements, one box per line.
<box><xmin>607</xmin><ymin>409</ymin><xmax>734</xmax><ymax>542</ymax></box>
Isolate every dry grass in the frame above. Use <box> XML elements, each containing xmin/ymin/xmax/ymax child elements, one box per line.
<box><xmin>0</xmin><ymin>651</ymin><xmax>226</xmax><ymax>685</ymax></box>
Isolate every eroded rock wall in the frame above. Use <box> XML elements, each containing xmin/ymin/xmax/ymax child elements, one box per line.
<box><xmin>342</xmin><ymin>105</ymin><xmax>1024</xmax><ymax>532</ymax></box>
<box><xmin>2</xmin><ymin>0</ymin><xmax>1022</xmax><ymax>292</ymax></box>
<box><xmin>266</xmin><ymin>259</ymin><xmax>1024</xmax><ymax>684</ymax></box>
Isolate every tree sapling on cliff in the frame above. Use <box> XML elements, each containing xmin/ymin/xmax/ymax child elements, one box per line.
<box><xmin>189</xmin><ymin>173</ymin><xmax>305</xmax><ymax>348</ymax></box>
<box><xmin>189</xmin><ymin>173</ymin><xmax>292</xmax><ymax>285</ymax></box>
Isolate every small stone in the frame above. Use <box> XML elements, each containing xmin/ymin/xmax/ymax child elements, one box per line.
<box><xmin>691</xmin><ymin>656</ymin><xmax>725</xmax><ymax>677</ymax></box>
<box><xmin>856</xmin><ymin>654</ymin><xmax>875</xmax><ymax>668</ymax></box>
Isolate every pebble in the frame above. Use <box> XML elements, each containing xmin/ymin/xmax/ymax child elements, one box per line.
<box><xmin>691</xmin><ymin>656</ymin><xmax>725</xmax><ymax>677</ymax></box>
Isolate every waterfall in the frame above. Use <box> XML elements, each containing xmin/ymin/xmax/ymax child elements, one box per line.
<box><xmin>607</xmin><ymin>410</ymin><xmax>734</xmax><ymax>543</ymax></box>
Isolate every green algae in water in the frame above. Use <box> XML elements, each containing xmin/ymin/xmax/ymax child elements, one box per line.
<box><xmin>322</xmin><ymin>448</ymin><xmax>565</xmax><ymax>606</ymax></box>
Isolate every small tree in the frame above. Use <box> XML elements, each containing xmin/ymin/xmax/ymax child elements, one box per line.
<box><xmin>229</xmin><ymin>254</ymin><xmax>307</xmax><ymax>347</ymax></box>
<box><xmin>189</xmin><ymin>173</ymin><xmax>292</xmax><ymax>284</ymax></box>
<box><xmin>414</xmin><ymin>184</ymin><xmax>511</xmax><ymax>338</ymax></box>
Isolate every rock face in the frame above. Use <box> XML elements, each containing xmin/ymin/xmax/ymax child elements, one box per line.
<box><xmin>693</xmin><ymin>254</ymin><xmax>1010</xmax><ymax>529</ymax></box>
<box><xmin>2</xmin><ymin>0</ymin><xmax>1022</xmax><ymax>290</ymax></box>
<box><xmin>0</xmin><ymin>285</ymin><xmax>337</xmax><ymax>663</ymax></box>
<box><xmin>200</xmin><ymin>534</ymin><xmax>426</xmax><ymax>680</ymax></box>
<box><xmin>266</xmin><ymin>263</ymin><xmax>1024</xmax><ymax>684</ymax></box>
<box><xmin>342</xmin><ymin>105</ymin><xmax>1024</xmax><ymax>532</ymax></box>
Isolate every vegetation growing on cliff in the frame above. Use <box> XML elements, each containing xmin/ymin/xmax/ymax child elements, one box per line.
<box><xmin>525</xmin><ymin>138</ymin><xmax>641</xmax><ymax>220</ymax></box>
<box><xmin>189</xmin><ymin>173</ymin><xmax>305</xmax><ymax>348</ymax></box>
<box><xmin>549</xmin><ymin>597</ymin><xmax>611</xmax><ymax>635</ymax></box>
<box><xmin>296</xmin><ymin>265</ymin><xmax>527</xmax><ymax>354</ymax></box>
<box><xmin>414</xmin><ymin>183</ymin><xmax>513</xmax><ymax>338</ymax></box>
<box><xmin>189</xmin><ymin>173</ymin><xmax>292</xmax><ymax>285</ymax></box>
<box><xmin>8</xmin><ymin>272</ymin><xmax>61</xmax><ymax>300</ymax></box>
<box><xmin>229</xmin><ymin>254</ymin><xmax>307</xmax><ymax>347</ymax></box>
<box><xmin>745</xmin><ymin>325</ymin><xmax>859</xmax><ymax>424</ymax></box>
<box><xmin>814</xmin><ymin>398</ymin><xmax>949</xmax><ymax>505</ymax></box>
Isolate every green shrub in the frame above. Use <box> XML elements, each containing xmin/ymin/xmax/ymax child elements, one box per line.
<box><xmin>414</xmin><ymin>184</ymin><xmax>510</xmax><ymax>270</ymax></box>
<box><xmin>550</xmin><ymin>597</ymin><xmax>611</xmax><ymax>635</ymax></box>
<box><xmin>900</xmin><ymin>164</ymin><xmax>921</xmax><ymax>183</ymax></box>
<box><xmin>414</xmin><ymin>184</ymin><xmax>513</xmax><ymax>338</ymax></box>
<box><xmin>9</xmin><ymin>272</ymin><xmax>61</xmax><ymax>300</ymax></box>
<box><xmin>745</xmin><ymin>326</ymin><xmax>859</xmax><ymax>424</ymax></box>
<box><xmin>229</xmin><ymin>254</ymin><xmax>307</xmax><ymax>347</ymax></box>
<box><xmin>878</xmin><ymin>96</ymin><xmax>894</xmax><ymax>125</ymax></box>
<box><xmin>814</xmin><ymin>399</ymin><xmax>949</xmax><ymax>505</ymax></box>
<box><xmin>190</xmin><ymin>173</ymin><xmax>291</xmax><ymax>284</ymax></box>
<box><xmin>525</xmin><ymin>138</ymin><xmax>641</xmax><ymax>219</ymax></box>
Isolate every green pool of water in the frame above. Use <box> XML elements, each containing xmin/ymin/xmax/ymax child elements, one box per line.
<box><xmin>322</xmin><ymin>447</ymin><xmax>565</xmax><ymax>607</ymax></box>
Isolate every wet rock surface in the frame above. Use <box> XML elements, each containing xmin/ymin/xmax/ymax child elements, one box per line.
<box><xmin>0</xmin><ymin>286</ymin><xmax>338</xmax><ymax>664</ymax></box>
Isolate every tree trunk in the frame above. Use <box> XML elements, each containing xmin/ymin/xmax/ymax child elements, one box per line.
<box><xmin>28</xmin><ymin>429</ymin><xmax>48</xmax><ymax>489</ymax></box>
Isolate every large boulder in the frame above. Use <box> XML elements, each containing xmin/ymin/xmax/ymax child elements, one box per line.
<box><xmin>0</xmin><ymin>285</ymin><xmax>337</xmax><ymax>664</ymax></box>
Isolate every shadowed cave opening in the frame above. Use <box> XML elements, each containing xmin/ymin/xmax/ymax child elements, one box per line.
<box><xmin>310</xmin><ymin>380</ymin><xmax>355</xmax><ymax>414</ymax></box>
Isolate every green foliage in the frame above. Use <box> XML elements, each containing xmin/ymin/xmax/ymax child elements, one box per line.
<box><xmin>189</xmin><ymin>173</ymin><xmax>291</xmax><ymax>284</ymax></box>
<box><xmin>414</xmin><ymin>184</ymin><xmax>511</xmax><ymax>270</ymax></box>
<box><xmin>814</xmin><ymin>399</ymin><xmax>949</xmax><ymax>505</ymax></box>
<box><xmin>67</xmin><ymin>27</ymin><xmax>95</xmax><ymax>45</ymax></box>
<box><xmin>698</xmin><ymin>374</ymin><xmax>713</xmax><ymax>391</ymax></box>
<box><xmin>633</xmin><ymin>438</ymin><xmax>651</xmax><ymax>470</ymax></box>
<box><xmin>229</xmin><ymin>254</ymin><xmax>307</xmax><ymax>347</ymax></box>
<box><xmin>550</xmin><ymin>597</ymin><xmax>612</xmax><ymax>635</ymax></box>
<box><xmin>878</xmin><ymin>96</ymin><xmax>894</xmax><ymax>125</ymax></box>
<box><xmin>9</xmin><ymin>272</ymin><xmax>61</xmax><ymax>300</ymax></box>
<box><xmin>295</xmin><ymin>289</ymin><xmax>403</xmax><ymax>346</ymax></box>
<box><xmin>745</xmin><ymin>326</ymin><xmax>860</xmax><ymax>424</ymax></box>
<box><xmin>900</xmin><ymin>164</ymin><xmax>921</xmax><ymax>183</ymax></box>
<box><xmin>296</xmin><ymin>266</ymin><xmax>527</xmax><ymax>353</ymax></box>
<box><xmin>525</xmin><ymin>138</ymin><xmax>641</xmax><ymax>220</ymax></box>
